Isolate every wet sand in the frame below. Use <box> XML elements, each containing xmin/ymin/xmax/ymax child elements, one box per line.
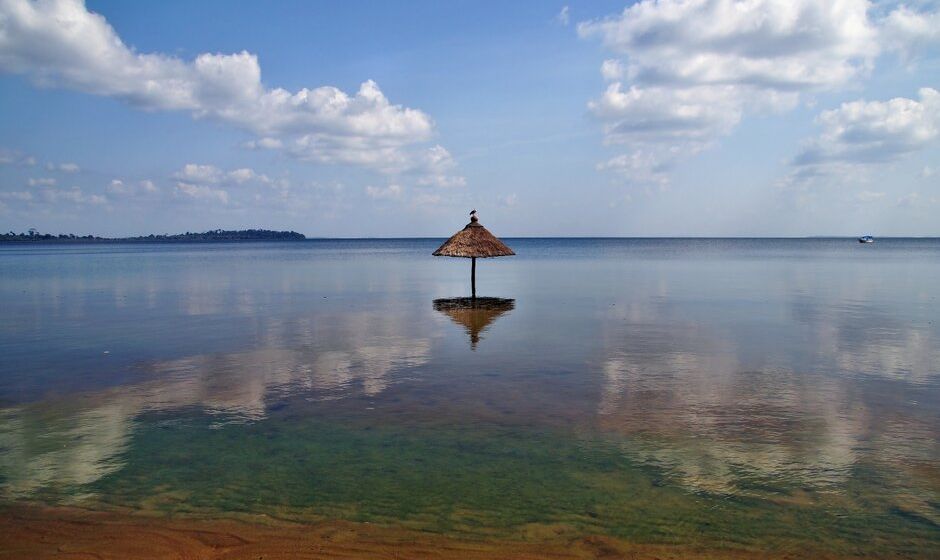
<box><xmin>0</xmin><ymin>505</ymin><xmax>864</xmax><ymax>559</ymax></box>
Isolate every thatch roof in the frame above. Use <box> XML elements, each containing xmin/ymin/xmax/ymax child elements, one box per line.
<box><xmin>432</xmin><ymin>214</ymin><xmax>515</xmax><ymax>258</ymax></box>
<box><xmin>433</xmin><ymin>297</ymin><xmax>515</xmax><ymax>349</ymax></box>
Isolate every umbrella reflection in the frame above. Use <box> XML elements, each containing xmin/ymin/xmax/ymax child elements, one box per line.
<box><xmin>433</xmin><ymin>297</ymin><xmax>515</xmax><ymax>349</ymax></box>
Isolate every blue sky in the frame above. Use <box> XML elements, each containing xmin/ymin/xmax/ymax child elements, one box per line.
<box><xmin>1</xmin><ymin>0</ymin><xmax>938</xmax><ymax>237</ymax></box>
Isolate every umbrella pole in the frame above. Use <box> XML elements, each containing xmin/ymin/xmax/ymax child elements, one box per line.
<box><xmin>471</xmin><ymin>257</ymin><xmax>476</xmax><ymax>299</ymax></box>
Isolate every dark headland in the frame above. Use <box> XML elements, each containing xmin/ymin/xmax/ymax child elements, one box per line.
<box><xmin>0</xmin><ymin>228</ymin><xmax>305</xmax><ymax>243</ymax></box>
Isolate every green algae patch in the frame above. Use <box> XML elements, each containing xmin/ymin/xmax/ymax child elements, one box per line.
<box><xmin>74</xmin><ymin>411</ymin><xmax>940</xmax><ymax>557</ymax></box>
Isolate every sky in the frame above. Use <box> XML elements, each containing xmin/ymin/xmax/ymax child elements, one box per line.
<box><xmin>0</xmin><ymin>0</ymin><xmax>938</xmax><ymax>237</ymax></box>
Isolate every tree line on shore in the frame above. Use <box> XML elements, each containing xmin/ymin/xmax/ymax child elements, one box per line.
<box><xmin>1</xmin><ymin>228</ymin><xmax>306</xmax><ymax>243</ymax></box>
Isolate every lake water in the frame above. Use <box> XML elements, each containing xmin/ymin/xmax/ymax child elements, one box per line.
<box><xmin>1</xmin><ymin>239</ymin><xmax>938</xmax><ymax>556</ymax></box>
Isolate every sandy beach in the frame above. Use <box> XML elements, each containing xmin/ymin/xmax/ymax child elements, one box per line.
<box><xmin>2</xmin><ymin>505</ymin><xmax>861</xmax><ymax>560</ymax></box>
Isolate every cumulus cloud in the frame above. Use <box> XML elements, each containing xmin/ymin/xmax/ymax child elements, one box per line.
<box><xmin>227</xmin><ymin>168</ymin><xmax>270</xmax><ymax>184</ymax></box>
<box><xmin>0</xmin><ymin>148</ymin><xmax>36</xmax><ymax>166</ymax></box>
<box><xmin>174</xmin><ymin>163</ymin><xmax>273</xmax><ymax>187</ymax></box>
<box><xmin>588</xmin><ymin>81</ymin><xmax>752</xmax><ymax>183</ymax></box>
<box><xmin>556</xmin><ymin>6</ymin><xmax>570</xmax><ymax>26</ymax></box>
<box><xmin>0</xmin><ymin>0</ymin><xmax>441</xmax><ymax>174</ymax></box>
<box><xmin>27</xmin><ymin>177</ymin><xmax>56</xmax><ymax>186</ymax></box>
<box><xmin>413</xmin><ymin>145</ymin><xmax>466</xmax><ymax>188</ymax></box>
<box><xmin>600</xmin><ymin>59</ymin><xmax>624</xmax><ymax>81</ymax></box>
<box><xmin>580</xmin><ymin>1</ymin><xmax>878</xmax><ymax>90</ymax></box>
<box><xmin>596</xmin><ymin>149</ymin><xmax>676</xmax><ymax>186</ymax></box>
<box><xmin>577</xmin><ymin>0</ymin><xmax>939</xmax><ymax>184</ymax></box>
<box><xmin>0</xmin><ymin>190</ymin><xmax>33</xmax><ymax>201</ymax></box>
<box><xmin>590</xmin><ymin>82</ymin><xmax>744</xmax><ymax>145</ymax></box>
<box><xmin>174</xmin><ymin>163</ymin><xmax>223</xmax><ymax>184</ymax></box>
<box><xmin>41</xmin><ymin>186</ymin><xmax>106</xmax><ymax>205</ymax></box>
<box><xmin>174</xmin><ymin>182</ymin><xmax>228</xmax><ymax>204</ymax></box>
<box><xmin>244</xmin><ymin>137</ymin><xmax>283</xmax><ymax>150</ymax></box>
<box><xmin>45</xmin><ymin>161</ymin><xmax>80</xmax><ymax>173</ymax></box>
<box><xmin>791</xmin><ymin>88</ymin><xmax>940</xmax><ymax>176</ymax></box>
<box><xmin>103</xmin><ymin>178</ymin><xmax>159</xmax><ymax>197</ymax></box>
<box><xmin>882</xmin><ymin>4</ymin><xmax>940</xmax><ymax>60</ymax></box>
<box><xmin>106</xmin><ymin>179</ymin><xmax>126</xmax><ymax>194</ymax></box>
<box><xmin>170</xmin><ymin>163</ymin><xmax>282</xmax><ymax>206</ymax></box>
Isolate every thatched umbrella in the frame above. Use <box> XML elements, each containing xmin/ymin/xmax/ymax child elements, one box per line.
<box><xmin>433</xmin><ymin>210</ymin><xmax>514</xmax><ymax>299</ymax></box>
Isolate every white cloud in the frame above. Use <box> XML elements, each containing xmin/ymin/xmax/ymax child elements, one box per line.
<box><xmin>0</xmin><ymin>0</ymin><xmax>441</xmax><ymax>173</ymax></box>
<box><xmin>44</xmin><ymin>161</ymin><xmax>79</xmax><ymax>172</ymax></box>
<box><xmin>103</xmin><ymin>178</ymin><xmax>159</xmax><ymax>197</ymax></box>
<box><xmin>577</xmin><ymin>0</ymin><xmax>938</xmax><ymax>184</ymax></box>
<box><xmin>588</xmin><ymin>81</ymin><xmax>751</xmax><ymax>185</ymax></box>
<box><xmin>413</xmin><ymin>145</ymin><xmax>466</xmax><ymax>188</ymax></box>
<box><xmin>174</xmin><ymin>163</ymin><xmax>273</xmax><ymax>188</ymax></box>
<box><xmin>106</xmin><ymin>179</ymin><xmax>126</xmax><ymax>194</ymax></box>
<box><xmin>497</xmin><ymin>193</ymin><xmax>518</xmax><ymax>207</ymax></box>
<box><xmin>3</xmin><ymin>175</ymin><xmax>112</xmax><ymax>206</ymax></box>
<box><xmin>170</xmin><ymin>164</ymin><xmax>278</xmax><ymax>205</ymax></box>
<box><xmin>227</xmin><ymin>168</ymin><xmax>255</xmax><ymax>183</ymax></box>
<box><xmin>792</xmin><ymin>88</ymin><xmax>940</xmax><ymax>174</ymax></box>
<box><xmin>579</xmin><ymin>1</ymin><xmax>878</xmax><ymax>90</ymax></box>
<box><xmin>40</xmin><ymin>186</ymin><xmax>106</xmax><ymax>205</ymax></box>
<box><xmin>600</xmin><ymin>59</ymin><xmax>624</xmax><ymax>81</ymax></box>
<box><xmin>365</xmin><ymin>184</ymin><xmax>402</xmax><ymax>200</ymax></box>
<box><xmin>596</xmin><ymin>149</ymin><xmax>675</xmax><ymax>186</ymax></box>
<box><xmin>589</xmin><ymin>82</ymin><xmax>744</xmax><ymax>146</ymax></box>
<box><xmin>227</xmin><ymin>168</ymin><xmax>270</xmax><ymax>184</ymax></box>
<box><xmin>174</xmin><ymin>163</ymin><xmax>223</xmax><ymax>184</ymax></box>
<box><xmin>245</xmin><ymin>137</ymin><xmax>283</xmax><ymax>150</ymax></box>
<box><xmin>556</xmin><ymin>6</ymin><xmax>570</xmax><ymax>26</ymax></box>
<box><xmin>0</xmin><ymin>190</ymin><xmax>33</xmax><ymax>201</ymax></box>
<box><xmin>882</xmin><ymin>5</ymin><xmax>940</xmax><ymax>60</ymax></box>
<box><xmin>0</xmin><ymin>148</ymin><xmax>36</xmax><ymax>166</ymax></box>
<box><xmin>174</xmin><ymin>182</ymin><xmax>229</xmax><ymax>204</ymax></box>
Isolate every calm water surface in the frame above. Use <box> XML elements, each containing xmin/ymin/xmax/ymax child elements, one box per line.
<box><xmin>1</xmin><ymin>239</ymin><xmax>938</xmax><ymax>555</ymax></box>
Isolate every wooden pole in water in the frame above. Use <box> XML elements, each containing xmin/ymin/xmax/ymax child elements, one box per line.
<box><xmin>471</xmin><ymin>257</ymin><xmax>476</xmax><ymax>299</ymax></box>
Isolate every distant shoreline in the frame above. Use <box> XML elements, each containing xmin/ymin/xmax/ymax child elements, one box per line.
<box><xmin>0</xmin><ymin>229</ymin><xmax>305</xmax><ymax>244</ymax></box>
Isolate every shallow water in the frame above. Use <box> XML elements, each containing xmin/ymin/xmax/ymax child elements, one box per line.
<box><xmin>1</xmin><ymin>239</ymin><xmax>938</xmax><ymax>555</ymax></box>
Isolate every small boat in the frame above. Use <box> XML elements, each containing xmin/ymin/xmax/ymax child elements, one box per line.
<box><xmin>858</xmin><ymin>235</ymin><xmax>874</xmax><ymax>243</ymax></box>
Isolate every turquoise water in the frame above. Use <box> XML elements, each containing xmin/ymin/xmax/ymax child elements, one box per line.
<box><xmin>1</xmin><ymin>239</ymin><xmax>938</xmax><ymax>555</ymax></box>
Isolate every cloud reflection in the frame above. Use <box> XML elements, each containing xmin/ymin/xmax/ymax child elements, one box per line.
<box><xmin>594</xmin><ymin>299</ymin><xmax>939</xmax><ymax>520</ymax></box>
<box><xmin>0</xmin><ymin>313</ymin><xmax>430</xmax><ymax>498</ymax></box>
